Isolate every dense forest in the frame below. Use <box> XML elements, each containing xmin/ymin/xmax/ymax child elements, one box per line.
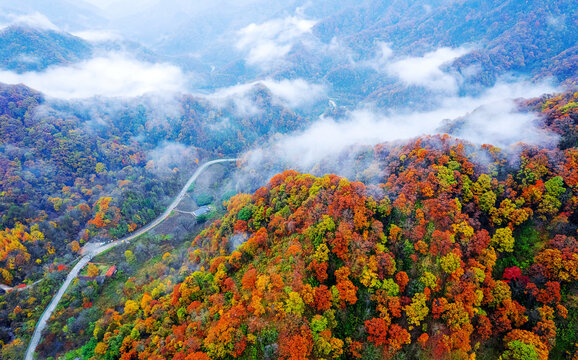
<box><xmin>0</xmin><ymin>0</ymin><xmax>576</xmax><ymax>359</ymax></box>
<box><xmin>0</xmin><ymin>80</ymin><xmax>304</xmax><ymax>282</ymax></box>
<box><xmin>41</xmin><ymin>92</ymin><xmax>578</xmax><ymax>360</ymax></box>
<box><xmin>0</xmin><ymin>80</ymin><xmax>306</xmax><ymax>357</ymax></box>
<box><xmin>0</xmin><ymin>25</ymin><xmax>92</xmax><ymax>73</ymax></box>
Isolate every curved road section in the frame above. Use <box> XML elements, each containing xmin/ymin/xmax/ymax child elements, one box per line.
<box><xmin>25</xmin><ymin>158</ymin><xmax>237</xmax><ymax>360</ymax></box>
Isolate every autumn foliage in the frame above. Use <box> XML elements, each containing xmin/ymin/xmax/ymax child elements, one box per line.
<box><xmin>57</xmin><ymin>93</ymin><xmax>578</xmax><ymax>359</ymax></box>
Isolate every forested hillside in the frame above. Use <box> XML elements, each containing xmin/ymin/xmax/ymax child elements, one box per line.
<box><xmin>63</xmin><ymin>94</ymin><xmax>578</xmax><ymax>360</ymax></box>
<box><xmin>0</xmin><ymin>26</ymin><xmax>92</xmax><ymax>73</ymax></box>
<box><xmin>0</xmin><ymin>80</ymin><xmax>304</xmax><ymax>284</ymax></box>
<box><xmin>0</xmin><ymin>1</ymin><xmax>576</xmax><ymax>359</ymax></box>
<box><xmin>0</xmin><ymin>80</ymin><xmax>310</xmax><ymax>358</ymax></box>
<box><xmin>315</xmin><ymin>0</ymin><xmax>577</xmax><ymax>85</ymax></box>
<box><xmin>0</xmin><ymin>83</ymin><xmax>175</xmax><ymax>287</ymax></box>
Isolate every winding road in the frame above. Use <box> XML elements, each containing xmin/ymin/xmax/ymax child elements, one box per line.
<box><xmin>25</xmin><ymin>158</ymin><xmax>237</xmax><ymax>360</ymax></box>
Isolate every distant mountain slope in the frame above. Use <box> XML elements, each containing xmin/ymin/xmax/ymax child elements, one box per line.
<box><xmin>0</xmin><ymin>0</ymin><xmax>107</xmax><ymax>32</ymax></box>
<box><xmin>0</xmin><ymin>26</ymin><xmax>92</xmax><ymax>72</ymax></box>
<box><xmin>316</xmin><ymin>0</ymin><xmax>578</xmax><ymax>85</ymax></box>
<box><xmin>204</xmin><ymin>0</ymin><xmax>576</xmax><ymax>107</ymax></box>
<box><xmin>114</xmin><ymin>0</ymin><xmax>358</xmax><ymax>57</ymax></box>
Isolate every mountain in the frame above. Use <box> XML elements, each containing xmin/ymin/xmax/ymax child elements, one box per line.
<box><xmin>0</xmin><ymin>78</ymin><xmax>307</xmax><ymax>282</ymax></box>
<box><xmin>0</xmin><ymin>78</ymin><xmax>311</xmax><ymax>358</ymax></box>
<box><xmin>211</xmin><ymin>0</ymin><xmax>576</xmax><ymax>106</ymax></box>
<box><xmin>0</xmin><ymin>1</ymin><xmax>577</xmax><ymax>360</ymax></box>
<box><xmin>313</xmin><ymin>0</ymin><xmax>578</xmax><ymax>94</ymax></box>
<box><xmin>112</xmin><ymin>0</ymin><xmax>358</xmax><ymax>58</ymax></box>
<box><xmin>60</xmin><ymin>127</ymin><xmax>578</xmax><ymax>359</ymax></box>
<box><xmin>0</xmin><ymin>0</ymin><xmax>107</xmax><ymax>32</ymax></box>
<box><xmin>0</xmin><ymin>25</ymin><xmax>93</xmax><ymax>72</ymax></box>
<box><xmin>190</xmin><ymin>0</ymin><xmax>577</xmax><ymax>106</ymax></box>
<box><xmin>0</xmin><ymin>24</ymin><xmax>183</xmax><ymax>82</ymax></box>
<box><xmin>1</xmin><ymin>87</ymin><xmax>572</xmax><ymax>359</ymax></box>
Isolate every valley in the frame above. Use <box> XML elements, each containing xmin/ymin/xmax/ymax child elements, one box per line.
<box><xmin>25</xmin><ymin>158</ymin><xmax>237</xmax><ymax>360</ymax></box>
<box><xmin>0</xmin><ymin>1</ymin><xmax>576</xmax><ymax>359</ymax></box>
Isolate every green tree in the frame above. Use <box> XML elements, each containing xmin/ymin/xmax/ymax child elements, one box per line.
<box><xmin>95</xmin><ymin>162</ymin><xmax>106</xmax><ymax>174</ymax></box>
<box><xmin>124</xmin><ymin>250</ymin><xmax>136</xmax><ymax>264</ymax></box>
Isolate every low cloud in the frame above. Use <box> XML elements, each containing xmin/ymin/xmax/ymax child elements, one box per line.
<box><xmin>206</xmin><ymin>83</ymin><xmax>262</xmax><ymax>116</ymax></box>
<box><xmin>273</xmin><ymin>109</ymin><xmax>427</xmax><ymax>167</ymax></box>
<box><xmin>147</xmin><ymin>142</ymin><xmax>198</xmax><ymax>177</ymax></box>
<box><xmin>0</xmin><ymin>53</ymin><xmax>186</xmax><ymax>99</ymax></box>
<box><xmin>546</xmin><ymin>15</ymin><xmax>567</xmax><ymax>30</ymax></box>
<box><xmin>1</xmin><ymin>12</ymin><xmax>59</xmax><ymax>31</ymax></box>
<box><xmin>72</xmin><ymin>30</ymin><xmax>123</xmax><ymax>42</ymax></box>
<box><xmin>446</xmin><ymin>99</ymin><xmax>558</xmax><ymax>147</ymax></box>
<box><xmin>243</xmin><ymin>79</ymin><xmax>558</xmax><ymax>171</ymax></box>
<box><xmin>361</xmin><ymin>43</ymin><xmax>471</xmax><ymax>94</ymax></box>
<box><xmin>261</xmin><ymin>79</ymin><xmax>326</xmax><ymax>108</ymax></box>
<box><xmin>205</xmin><ymin>78</ymin><xmax>326</xmax><ymax>114</ymax></box>
<box><xmin>385</xmin><ymin>47</ymin><xmax>470</xmax><ymax>93</ymax></box>
<box><xmin>236</xmin><ymin>15</ymin><xmax>316</xmax><ymax>68</ymax></box>
<box><xmin>16</xmin><ymin>54</ymin><xmax>41</xmax><ymax>64</ymax></box>
<box><xmin>363</xmin><ymin>41</ymin><xmax>394</xmax><ymax>70</ymax></box>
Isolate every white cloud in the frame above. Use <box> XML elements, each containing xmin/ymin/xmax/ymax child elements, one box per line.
<box><xmin>0</xmin><ymin>53</ymin><xmax>186</xmax><ymax>99</ymax></box>
<box><xmin>546</xmin><ymin>15</ymin><xmax>566</xmax><ymax>30</ymax></box>
<box><xmin>236</xmin><ymin>15</ymin><xmax>316</xmax><ymax>68</ymax></box>
<box><xmin>147</xmin><ymin>142</ymin><xmax>198</xmax><ymax>177</ymax></box>
<box><xmin>72</xmin><ymin>30</ymin><xmax>123</xmax><ymax>42</ymax></box>
<box><xmin>447</xmin><ymin>99</ymin><xmax>558</xmax><ymax>148</ymax></box>
<box><xmin>273</xmin><ymin>109</ymin><xmax>426</xmax><ymax>167</ymax></box>
<box><xmin>4</xmin><ymin>12</ymin><xmax>60</xmax><ymax>31</ymax></box>
<box><xmin>385</xmin><ymin>47</ymin><xmax>470</xmax><ymax>93</ymax></box>
<box><xmin>363</xmin><ymin>41</ymin><xmax>393</xmax><ymax>70</ymax></box>
<box><xmin>261</xmin><ymin>78</ymin><xmax>326</xmax><ymax>108</ymax></box>
<box><xmin>206</xmin><ymin>83</ymin><xmax>262</xmax><ymax>116</ymax></box>
<box><xmin>205</xmin><ymin>78</ymin><xmax>326</xmax><ymax>114</ymax></box>
<box><xmin>246</xmin><ymin>79</ymin><xmax>558</xmax><ymax>170</ymax></box>
<box><xmin>16</xmin><ymin>54</ymin><xmax>40</xmax><ymax>64</ymax></box>
<box><xmin>359</xmin><ymin>44</ymin><xmax>473</xmax><ymax>94</ymax></box>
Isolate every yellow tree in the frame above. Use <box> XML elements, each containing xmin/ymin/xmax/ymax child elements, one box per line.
<box><xmin>491</xmin><ymin>227</ymin><xmax>515</xmax><ymax>253</ymax></box>
<box><xmin>87</xmin><ymin>263</ymin><xmax>99</xmax><ymax>277</ymax></box>
<box><xmin>69</xmin><ymin>240</ymin><xmax>81</xmax><ymax>253</ymax></box>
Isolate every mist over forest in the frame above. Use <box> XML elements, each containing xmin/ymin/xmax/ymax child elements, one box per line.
<box><xmin>0</xmin><ymin>1</ymin><xmax>576</xmax><ymax>359</ymax></box>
